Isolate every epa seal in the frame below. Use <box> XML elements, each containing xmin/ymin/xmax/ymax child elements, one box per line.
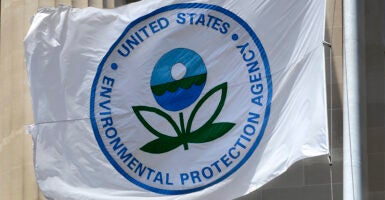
<box><xmin>90</xmin><ymin>3</ymin><xmax>272</xmax><ymax>194</ymax></box>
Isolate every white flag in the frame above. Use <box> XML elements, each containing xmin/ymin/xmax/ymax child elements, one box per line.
<box><xmin>24</xmin><ymin>0</ymin><xmax>328</xmax><ymax>199</ymax></box>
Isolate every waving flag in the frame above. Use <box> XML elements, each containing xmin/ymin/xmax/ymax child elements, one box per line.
<box><xmin>24</xmin><ymin>0</ymin><xmax>328</xmax><ymax>199</ymax></box>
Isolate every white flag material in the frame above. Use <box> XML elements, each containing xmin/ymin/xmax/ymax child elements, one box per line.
<box><xmin>25</xmin><ymin>0</ymin><xmax>328</xmax><ymax>199</ymax></box>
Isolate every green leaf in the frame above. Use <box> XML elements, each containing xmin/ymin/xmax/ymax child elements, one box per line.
<box><xmin>186</xmin><ymin>83</ymin><xmax>228</xmax><ymax>133</ymax></box>
<box><xmin>140</xmin><ymin>136</ymin><xmax>182</xmax><ymax>154</ymax></box>
<box><xmin>132</xmin><ymin>106</ymin><xmax>181</xmax><ymax>139</ymax></box>
<box><xmin>188</xmin><ymin>122</ymin><xmax>235</xmax><ymax>143</ymax></box>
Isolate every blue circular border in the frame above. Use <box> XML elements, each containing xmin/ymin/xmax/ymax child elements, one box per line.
<box><xmin>90</xmin><ymin>3</ymin><xmax>273</xmax><ymax>195</ymax></box>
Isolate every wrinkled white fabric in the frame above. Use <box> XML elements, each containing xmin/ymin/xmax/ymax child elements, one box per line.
<box><xmin>24</xmin><ymin>0</ymin><xmax>328</xmax><ymax>199</ymax></box>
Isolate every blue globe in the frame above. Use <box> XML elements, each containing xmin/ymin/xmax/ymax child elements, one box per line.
<box><xmin>151</xmin><ymin>48</ymin><xmax>207</xmax><ymax>111</ymax></box>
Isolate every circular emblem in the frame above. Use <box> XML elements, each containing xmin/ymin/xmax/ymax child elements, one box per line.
<box><xmin>90</xmin><ymin>3</ymin><xmax>272</xmax><ymax>195</ymax></box>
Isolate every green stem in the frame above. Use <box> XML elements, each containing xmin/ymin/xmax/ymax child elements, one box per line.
<box><xmin>179</xmin><ymin>112</ymin><xmax>188</xmax><ymax>150</ymax></box>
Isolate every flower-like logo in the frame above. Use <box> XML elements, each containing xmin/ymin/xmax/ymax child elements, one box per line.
<box><xmin>91</xmin><ymin>3</ymin><xmax>272</xmax><ymax>194</ymax></box>
<box><xmin>133</xmin><ymin>48</ymin><xmax>235</xmax><ymax>154</ymax></box>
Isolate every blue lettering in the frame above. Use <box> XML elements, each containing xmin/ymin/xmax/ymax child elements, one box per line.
<box><xmin>252</xmin><ymin>95</ymin><xmax>263</xmax><ymax>106</ymax></box>
<box><xmin>118</xmin><ymin>43</ymin><xmax>130</xmax><ymax>57</ymax></box>
<box><xmin>188</xmin><ymin>13</ymin><xmax>197</xmax><ymax>24</ymax></box>
<box><xmin>201</xmin><ymin>167</ymin><xmax>214</xmax><ymax>179</ymax></box>
<box><xmin>138</xmin><ymin>26</ymin><xmax>150</xmax><ymax>38</ymax></box>
<box><xmin>220</xmin><ymin>22</ymin><xmax>230</xmax><ymax>34</ymax></box>
<box><xmin>180</xmin><ymin>173</ymin><xmax>189</xmax><ymax>185</ymax></box>
<box><xmin>127</xmin><ymin>157</ymin><xmax>139</xmax><ymax>170</ymax></box>
<box><xmin>234</xmin><ymin>137</ymin><xmax>247</xmax><ymax>149</ymax></box>
<box><xmin>195</xmin><ymin>14</ymin><xmax>205</xmax><ymax>25</ymax></box>
<box><xmin>100</xmin><ymin>86</ymin><xmax>112</xmax><ymax>98</ymax></box>
<box><xmin>243</xmin><ymin>49</ymin><xmax>255</xmax><ymax>62</ymax></box>
<box><xmin>176</xmin><ymin>13</ymin><xmax>186</xmax><ymax>24</ymax></box>
<box><xmin>166</xmin><ymin>173</ymin><xmax>173</xmax><ymax>185</ymax></box>
<box><xmin>117</xmin><ymin>147</ymin><xmax>132</xmax><ymax>163</ymax></box>
<box><xmin>243</xmin><ymin>124</ymin><xmax>256</xmax><ymax>136</ymax></box>
<box><xmin>153</xmin><ymin>172</ymin><xmax>163</xmax><ymax>184</ymax></box>
<box><xmin>247</xmin><ymin>61</ymin><xmax>259</xmax><ymax>73</ymax></box>
<box><xmin>157</xmin><ymin>17</ymin><xmax>169</xmax><ymax>29</ymax></box>
<box><xmin>104</xmin><ymin>127</ymin><xmax>117</xmax><ymax>138</ymax></box>
<box><xmin>211</xmin><ymin>17</ymin><xmax>222</xmax><ymax>31</ymax></box>
<box><xmin>251</xmin><ymin>84</ymin><xmax>263</xmax><ymax>95</ymax></box>
<box><xmin>249</xmin><ymin>73</ymin><xmax>262</xmax><ymax>83</ymax></box>
<box><xmin>149</xmin><ymin>21</ymin><xmax>160</xmax><ymax>33</ymax></box>
<box><xmin>210</xmin><ymin>160</ymin><xmax>221</xmax><ymax>173</ymax></box>
<box><xmin>99</xmin><ymin>100</ymin><xmax>110</xmax><ymax>111</ymax></box>
<box><xmin>118</xmin><ymin>18</ymin><xmax>169</xmax><ymax>58</ymax></box>
<box><xmin>190</xmin><ymin>171</ymin><xmax>202</xmax><ymax>184</ymax></box>
<box><xmin>176</xmin><ymin>13</ymin><xmax>230</xmax><ymax>35</ymax></box>
<box><xmin>206</xmin><ymin>14</ymin><xmax>215</xmax><ymax>27</ymax></box>
<box><xmin>99</xmin><ymin>111</ymin><xmax>111</xmax><ymax>115</ymax></box>
<box><xmin>220</xmin><ymin>154</ymin><xmax>232</xmax><ymax>167</ymax></box>
<box><xmin>101</xmin><ymin>117</ymin><xmax>113</xmax><ymax>128</ymax></box>
<box><xmin>102</xmin><ymin>76</ymin><xmax>115</xmax><ymax>87</ymax></box>
<box><xmin>134</xmin><ymin>163</ymin><xmax>146</xmax><ymax>177</ymax></box>
<box><xmin>237</xmin><ymin>42</ymin><xmax>248</xmax><ymax>54</ymax></box>
<box><xmin>109</xmin><ymin>137</ymin><xmax>123</xmax><ymax>151</ymax></box>
<box><xmin>240</xmin><ymin>134</ymin><xmax>251</xmax><ymax>142</ymax></box>
<box><xmin>126</xmin><ymin>35</ymin><xmax>140</xmax><ymax>50</ymax></box>
<box><xmin>247</xmin><ymin>112</ymin><xmax>260</xmax><ymax>124</ymax></box>
<box><xmin>228</xmin><ymin>147</ymin><xmax>240</xmax><ymax>159</ymax></box>
<box><xmin>134</xmin><ymin>32</ymin><xmax>144</xmax><ymax>42</ymax></box>
<box><xmin>146</xmin><ymin>167</ymin><xmax>155</xmax><ymax>180</ymax></box>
